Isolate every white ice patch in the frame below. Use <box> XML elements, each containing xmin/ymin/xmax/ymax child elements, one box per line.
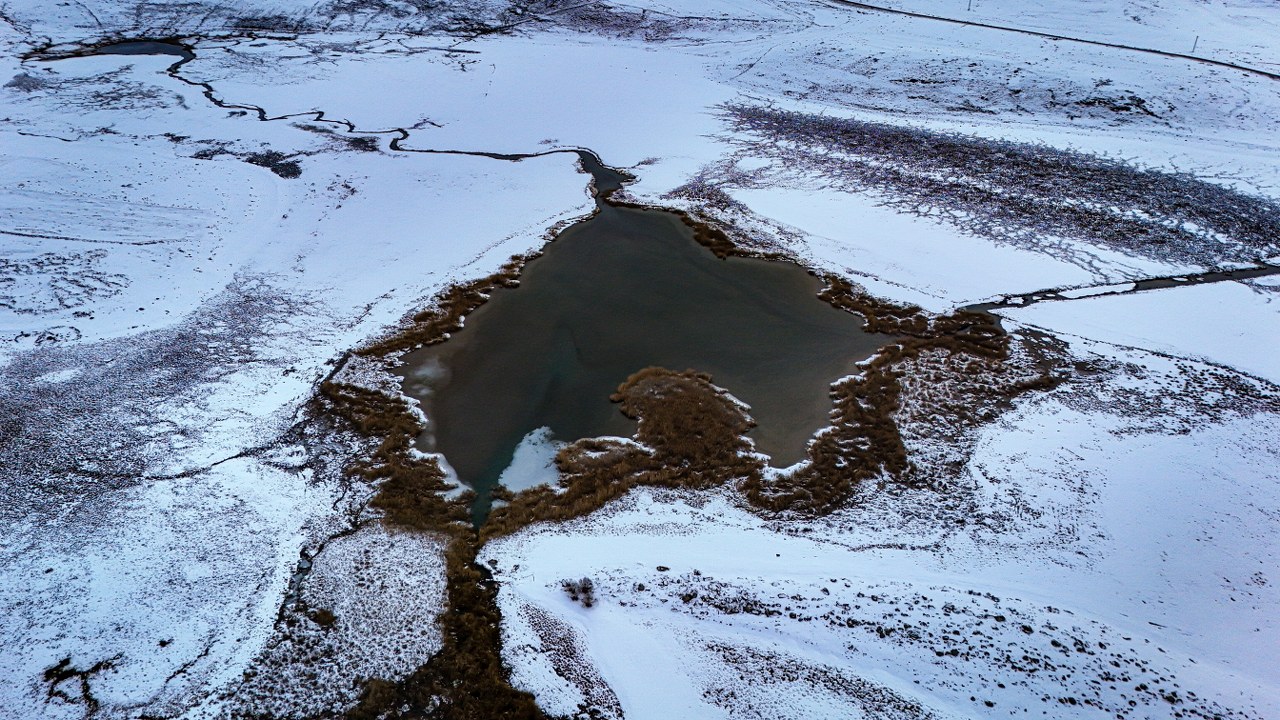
<box><xmin>497</xmin><ymin>427</ymin><xmax>563</xmax><ymax>492</ymax></box>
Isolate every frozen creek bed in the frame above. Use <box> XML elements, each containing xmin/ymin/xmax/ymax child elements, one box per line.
<box><xmin>1</xmin><ymin>1</ymin><xmax>1279</xmax><ymax>718</ymax></box>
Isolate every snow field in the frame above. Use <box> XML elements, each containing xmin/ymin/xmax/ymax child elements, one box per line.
<box><xmin>484</xmin><ymin>351</ymin><xmax>1280</xmax><ymax>718</ymax></box>
<box><xmin>0</xmin><ymin>458</ymin><xmax>335</xmax><ymax>718</ymax></box>
<box><xmin>2</xmin><ymin>27</ymin><xmax>592</xmax><ymax>716</ymax></box>
<box><xmin>1</xmin><ymin>0</ymin><xmax>1278</xmax><ymax>716</ymax></box>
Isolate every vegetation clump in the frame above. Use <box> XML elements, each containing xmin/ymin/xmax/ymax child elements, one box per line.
<box><xmin>562</xmin><ymin>577</ymin><xmax>596</xmax><ymax>607</ymax></box>
<box><xmin>618</xmin><ymin>367</ymin><xmax>760</xmax><ymax>475</ymax></box>
<box><xmin>308</xmin><ymin>607</ymin><xmax>337</xmax><ymax>629</ymax></box>
<box><xmin>311</xmin><ymin>182</ymin><xmax>1068</xmax><ymax>719</ymax></box>
<box><xmin>482</xmin><ymin>368</ymin><xmax>764</xmax><ymax>540</ymax></box>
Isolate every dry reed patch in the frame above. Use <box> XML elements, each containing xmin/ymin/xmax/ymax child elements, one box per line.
<box><xmin>358</xmin><ymin>254</ymin><xmax>531</xmax><ymax>358</ymax></box>
<box><xmin>741</xmin><ymin>299</ymin><xmax>1058</xmax><ymax>515</ymax></box>
<box><xmin>893</xmin><ymin>339</ymin><xmax>1066</xmax><ymax>488</ymax></box>
<box><xmin>618</xmin><ymin>367</ymin><xmax>759</xmax><ymax>473</ymax></box>
<box><xmin>669</xmin><ymin>208</ymin><xmax>738</xmax><ymax>259</ymax></box>
<box><xmin>345</xmin><ymin>537</ymin><xmax>546</xmax><ymax>720</ymax></box>
<box><xmin>483</xmin><ymin>368</ymin><xmax>765</xmax><ymax>540</ymax></box>
<box><xmin>608</xmin><ymin>198</ymin><xmax>749</xmax><ymax>259</ymax></box>
<box><xmin>318</xmin><ymin>380</ymin><xmax>466</xmax><ymax>531</ymax></box>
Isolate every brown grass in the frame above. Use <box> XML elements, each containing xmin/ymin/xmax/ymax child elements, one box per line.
<box><xmin>318</xmin><ymin>378</ymin><xmax>545</xmax><ymax>719</ymax></box>
<box><xmin>683</xmin><ymin>214</ymin><xmax>737</xmax><ymax>259</ymax></box>
<box><xmin>618</xmin><ymin>367</ymin><xmax>758</xmax><ymax>469</ymax></box>
<box><xmin>482</xmin><ymin>368</ymin><xmax>764</xmax><ymax>540</ymax></box>
<box><xmin>318</xmin><ymin>380</ymin><xmax>466</xmax><ymax>531</ymax></box>
<box><xmin>817</xmin><ymin>275</ymin><xmax>931</xmax><ymax>336</ymax></box>
<box><xmin>344</xmin><ymin>536</ymin><xmax>545</xmax><ymax>720</ymax></box>
<box><xmin>742</xmin><ymin>295</ymin><xmax>1026</xmax><ymax>514</ymax></box>
<box><xmin>358</xmin><ymin>254</ymin><xmax>531</xmax><ymax>358</ymax></box>
<box><xmin>609</xmin><ymin>199</ymin><xmax>759</xmax><ymax>260</ymax></box>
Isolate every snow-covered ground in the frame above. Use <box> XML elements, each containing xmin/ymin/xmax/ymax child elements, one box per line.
<box><xmin>890</xmin><ymin>0</ymin><xmax>1280</xmax><ymax>69</ymax></box>
<box><xmin>484</xmin><ymin>343</ymin><xmax>1280</xmax><ymax>719</ymax></box>
<box><xmin>2</xmin><ymin>0</ymin><xmax>1278</xmax><ymax>717</ymax></box>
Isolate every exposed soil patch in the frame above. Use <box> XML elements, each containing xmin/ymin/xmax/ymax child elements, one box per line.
<box><xmin>42</xmin><ymin>656</ymin><xmax>119</xmax><ymax>716</ymax></box>
<box><xmin>244</xmin><ymin>149</ymin><xmax>303</xmax><ymax>178</ymax></box>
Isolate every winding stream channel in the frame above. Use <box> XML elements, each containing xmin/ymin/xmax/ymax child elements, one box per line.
<box><xmin>965</xmin><ymin>262</ymin><xmax>1280</xmax><ymax>313</ymax></box>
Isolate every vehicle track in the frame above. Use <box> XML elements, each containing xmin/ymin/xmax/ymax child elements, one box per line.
<box><xmin>826</xmin><ymin>0</ymin><xmax>1280</xmax><ymax>82</ymax></box>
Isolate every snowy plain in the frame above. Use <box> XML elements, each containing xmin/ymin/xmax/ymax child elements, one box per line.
<box><xmin>1</xmin><ymin>0</ymin><xmax>1278</xmax><ymax>717</ymax></box>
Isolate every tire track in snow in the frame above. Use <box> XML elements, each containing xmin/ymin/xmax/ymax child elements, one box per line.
<box><xmin>825</xmin><ymin>0</ymin><xmax>1280</xmax><ymax>83</ymax></box>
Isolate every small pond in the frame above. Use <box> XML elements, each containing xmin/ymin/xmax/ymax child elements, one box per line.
<box><xmin>398</xmin><ymin>160</ymin><xmax>889</xmax><ymax>519</ymax></box>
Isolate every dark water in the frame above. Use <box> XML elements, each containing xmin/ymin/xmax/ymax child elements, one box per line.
<box><xmin>90</xmin><ymin>41</ymin><xmax>194</xmax><ymax>61</ymax></box>
<box><xmin>398</xmin><ymin>181</ymin><xmax>887</xmax><ymax>518</ymax></box>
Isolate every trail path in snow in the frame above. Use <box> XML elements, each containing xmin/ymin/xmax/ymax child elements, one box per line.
<box><xmin>825</xmin><ymin>0</ymin><xmax>1280</xmax><ymax>82</ymax></box>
